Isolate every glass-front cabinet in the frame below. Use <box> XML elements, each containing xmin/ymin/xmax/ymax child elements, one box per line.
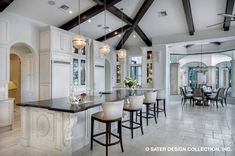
<box><xmin>141</xmin><ymin>47</ymin><xmax>153</xmax><ymax>88</ymax></box>
<box><xmin>72</xmin><ymin>47</ymin><xmax>87</xmax><ymax>86</ymax></box>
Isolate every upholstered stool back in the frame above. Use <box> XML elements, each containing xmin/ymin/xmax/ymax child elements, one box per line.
<box><xmin>128</xmin><ymin>95</ymin><xmax>145</xmax><ymax>110</ymax></box>
<box><xmin>157</xmin><ymin>90</ymin><xmax>165</xmax><ymax>99</ymax></box>
<box><xmin>144</xmin><ymin>91</ymin><xmax>157</xmax><ymax>103</ymax></box>
<box><xmin>102</xmin><ymin>100</ymin><xmax>124</xmax><ymax>120</ymax></box>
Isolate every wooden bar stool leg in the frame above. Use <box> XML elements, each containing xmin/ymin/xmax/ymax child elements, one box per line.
<box><xmin>153</xmin><ymin>103</ymin><xmax>157</xmax><ymax>124</ymax></box>
<box><xmin>164</xmin><ymin>99</ymin><xmax>166</xmax><ymax>117</ymax></box>
<box><xmin>135</xmin><ymin>112</ymin><xmax>138</xmax><ymax>122</ymax></box>
<box><xmin>140</xmin><ymin>110</ymin><xmax>144</xmax><ymax>135</ymax></box>
<box><xmin>118</xmin><ymin>120</ymin><xmax>124</xmax><ymax>152</ymax></box>
<box><xmin>130</xmin><ymin>112</ymin><xmax>133</xmax><ymax>139</ymax></box>
<box><xmin>157</xmin><ymin>101</ymin><xmax>159</xmax><ymax>118</ymax></box>
<box><xmin>109</xmin><ymin>123</ymin><xmax>111</xmax><ymax>144</ymax></box>
<box><xmin>106</xmin><ymin>123</ymin><xmax>109</xmax><ymax>156</ymax></box>
<box><xmin>90</xmin><ymin>117</ymin><xmax>94</xmax><ymax>150</ymax></box>
<box><xmin>146</xmin><ymin>105</ymin><xmax>149</xmax><ymax>126</ymax></box>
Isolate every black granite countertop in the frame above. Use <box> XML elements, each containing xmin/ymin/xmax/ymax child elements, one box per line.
<box><xmin>17</xmin><ymin>89</ymin><xmax>153</xmax><ymax>113</ymax></box>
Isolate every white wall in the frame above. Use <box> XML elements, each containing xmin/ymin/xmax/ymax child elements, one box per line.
<box><xmin>0</xmin><ymin>12</ymin><xmax>46</xmax><ymax>101</ymax></box>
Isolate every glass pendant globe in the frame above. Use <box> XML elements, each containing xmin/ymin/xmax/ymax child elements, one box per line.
<box><xmin>72</xmin><ymin>35</ymin><xmax>86</xmax><ymax>49</ymax></box>
<box><xmin>117</xmin><ymin>49</ymin><xmax>127</xmax><ymax>59</ymax></box>
<box><xmin>99</xmin><ymin>43</ymin><xmax>110</xmax><ymax>56</ymax></box>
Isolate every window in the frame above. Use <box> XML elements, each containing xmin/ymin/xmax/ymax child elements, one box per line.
<box><xmin>130</xmin><ymin>56</ymin><xmax>142</xmax><ymax>85</ymax></box>
<box><xmin>131</xmin><ymin>56</ymin><xmax>142</xmax><ymax>64</ymax></box>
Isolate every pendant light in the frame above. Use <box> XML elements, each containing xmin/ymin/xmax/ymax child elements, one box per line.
<box><xmin>99</xmin><ymin>0</ymin><xmax>111</xmax><ymax>56</ymax></box>
<box><xmin>195</xmin><ymin>44</ymin><xmax>208</xmax><ymax>73</ymax></box>
<box><xmin>117</xmin><ymin>8</ymin><xmax>127</xmax><ymax>59</ymax></box>
<box><xmin>72</xmin><ymin>0</ymin><xmax>86</xmax><ymax>49</ymax></box>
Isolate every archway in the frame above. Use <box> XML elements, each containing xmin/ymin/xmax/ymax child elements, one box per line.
<box><xmin>9</xmin><ymin>42</ymin><xmax>37</xmax><ymax>104</ymax></box>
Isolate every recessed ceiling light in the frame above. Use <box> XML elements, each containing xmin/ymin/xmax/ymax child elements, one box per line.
<box><xmin>48</xmin><ymin>0</ymin><xmax>56</xmax><ymax>5</ymax></box>
<box><xmin>114</xmin><ymin>32</ymin><xmax>118</xmax><ymax>35</ymax></box>
<box><xmin>108</xmin><ymin>29</ymin><xmax>112</xmax><ymax>32</ymax></box>
<box><xmin>97</xmin><ymin>24</ymin><xmax>102</xmax><ymax>27</ymax></box>
<box><xmin>133</xmin><ymin>35</ymin><xmax>136</xmax><ymax>38</ymax></box>
<box><xmin>69</xmin><ymin>10</ymin><xmax>73</xmax><ymax>14</ymax></box>
<box><xmin>118</xmin><ymin>34</ymin><xmax>121</xmax><ymax>37</ymax></box>
<box><xmin>88</xmin><ymin>19</ymin><xmax>92</xmax><ymax>23</ymax></box>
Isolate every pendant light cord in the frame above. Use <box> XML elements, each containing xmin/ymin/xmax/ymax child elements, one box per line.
<box><xmin>121</xmin><ymin>8</ymin><xmax>124</xmax><ymax>49</ymax></box>
<box><xmin>78</xmin><ymin>0</ymin><xmax>81</xmax><ymax>35</ymax></box>
<box><xmin>104</xmin><ymin>0</ymin><xmax>107</xmax><ymax>43</ymax></box>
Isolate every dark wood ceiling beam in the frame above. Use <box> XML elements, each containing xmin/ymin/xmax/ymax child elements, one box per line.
<box><xmin>116</xmin><ymin>0</ymin><xmax>154</xmax><ymax>50</ymax></box>
<box><xmin>59</xmin><ymin>0</ymin><xmax>121</xmax><ymax>30</ymax></box>
<box><xmin>223</xmin><ymin>0</ymin><xmax>235</xmax><ymax>31</ymax></box>
<box><xmin>182</xmin><ymin>0</ymin><xmax>195</xmax><ymax>35</ymax></box>
<box><xmin>96</xmin><ymin>25</ymin><xmax>131</xmax><ymax>41</ymax></box>
<box><xmin>93</xmin><ymin>0</ymin><xmax>152</xmax><ymax>47</ymax></box>
<box><xmin>135</xmin><ymin>26</ymin><xmax>152</xmax><ymax>46</ymax></box>
<box><xmin>0</xmin><ymin>0</ymin><xmax>14</xmax><ymax>12</ymax></box>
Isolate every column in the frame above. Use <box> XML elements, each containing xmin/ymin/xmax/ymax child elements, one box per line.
<box><xmin>207</xmin><ymin>66</ymin><xmax>217</xmax><ymax>89</ymax></box>
<box><xmin>231</xmin><ymin>60</ymin><xmax>235</xmax><ymax>97</ymax></box>
<box><xmin>152</xmin><ymin>44</ymin><xmax>170</xmax><ymax>101</ymax></box>
<box><xmin>170</xmin><ymin>63</ymin><xmax>179</xmax><ymax>94</ymax></box>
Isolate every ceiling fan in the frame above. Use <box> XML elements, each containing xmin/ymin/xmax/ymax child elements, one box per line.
<box><xmin>207</xmin><ymin>13</ymin><xmax>235</xmax><ymax>27</ymax></box>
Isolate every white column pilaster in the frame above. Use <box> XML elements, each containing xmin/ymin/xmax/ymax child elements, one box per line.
<box><xmin>152</xmin><ymin>44</ymin><xmax>170</xmax><ymax>101</ymax></box>
<box><xmin>231</xmin><ymin>60</ymin><xmax>235</xmax><ymax>97</ymax></box>
<box><xmin>170</xmin><ymin>63</ymin><xmax>179</xmax><ymax>94</ymax></box>
<box><xmin>207</xmin><ymin>66</ymin><xmax>217</xmax><ymax>89</ymax></box>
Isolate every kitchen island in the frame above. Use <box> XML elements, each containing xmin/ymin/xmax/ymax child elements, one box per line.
<box><xmin>17</xmin><ymin>89</ymin><xmax>151</xmax><ymax>156</ymax></box>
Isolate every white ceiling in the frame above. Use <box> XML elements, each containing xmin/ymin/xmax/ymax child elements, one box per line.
<box><xmin>5</xmin><ymin>0</ymin><xmax>235</xmax><ymax>47</ymax></box>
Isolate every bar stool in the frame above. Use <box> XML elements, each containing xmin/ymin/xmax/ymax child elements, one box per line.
<box><xmin>141</xmin><ymin>91</ymin><xmax>157</xmax><ymax>126</ymax></box>
<box><xmin>156</xmin><ymin>90</ymin><xmax>166</xmax><ymax>118</ymax></box>
<box><xmin>122</xmin><ymin>95</ymin><xmax>145</xmax><ymax>139</ymax></box>
<box><xmin>90</xmin><ymin>100</ymin><xmax>124</xmax><ymax>156</ymax></box>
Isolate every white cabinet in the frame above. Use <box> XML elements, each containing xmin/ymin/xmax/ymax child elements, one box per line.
<box><xmin>51</xmin><ymin>29</ymin><xmax>72</xmax><ymax>53</ymax></box>
<box><xmin>0</xmin><ymin>46</ymin><xmax>8</xmax><ymax>83</ymax></box>
<box><xmin>0</xmin><ymin>99</ymin><xmax>14</xmax><ymax>131</ymax></box>
<box><xmin>0</xmin><ymin>20</ymin><xmax>9</xmax><ymax>44</ymax></box>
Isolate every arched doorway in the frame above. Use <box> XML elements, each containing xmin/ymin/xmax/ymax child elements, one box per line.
<box><xmin>8</xmin><ymin>54</ymin><xmax>21</xmax><ymax>108</ymax></box>
<box><xmin>9</xmin><ymin>43</ymin><xmax>37</xmax><ymax>105</ymax></box>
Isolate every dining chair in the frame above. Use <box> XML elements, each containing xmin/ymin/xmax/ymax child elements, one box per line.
<box><xmin>208</xmin><ymin>88</ymin><xmax>225</xmax><ymax>108</ymax></box>
<box><xmin>192</xmin><ymin>88</ymin><xmax>206</xmax><ymax>107</ymax></box>
<box><xmin>180</xmin><ymin>87</ymin><xmax>193</xmax><ymax>106</ymax></box>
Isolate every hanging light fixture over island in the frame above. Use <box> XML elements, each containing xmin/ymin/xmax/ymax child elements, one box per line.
<box><xmin>72</xmin><ymin>0</ymin><xmax>86</xmax><ymax>49</ymax></box>
<box><xmin>117</xmin><ymin>8</ymin><xmax>126</xmax><ymax>59</ymax></box>
<box><xmin>99</xmin><ymin>0</ymin><xmax>110</xmax><ymax>56</ymax></box>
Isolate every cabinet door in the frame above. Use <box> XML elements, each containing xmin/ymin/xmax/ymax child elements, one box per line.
<box><xmin>0</xmin><ymin>101</ymin><xmax>13</xmax><ymax>127</ymax></box>
<box><xmin>51</xmin><ymin>30</ymin><xmax>61</xmax><ymax>51</ymax></box>
<box><xmin>0</xmin><ymin>47</ymin><xmax>8</xmax><ymax>83</ymax></box>
<box><xmin>52</xmin><ymin>61</ymin><xmax>71</xmax><ymax>98</ymax></box>
<box><xmin>60</xmin><ymin>34</ymin><xmax>71</xmax><ymax>52</ymax></box>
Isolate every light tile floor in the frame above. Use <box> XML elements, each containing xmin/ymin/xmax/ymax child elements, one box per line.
<box><xmin>0</xmin><ymin>102</ymin><xmax>235</xmax><ymax>156</ymax></box>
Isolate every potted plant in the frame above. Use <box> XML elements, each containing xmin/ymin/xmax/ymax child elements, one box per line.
<box><xmin>124</xmin><ymin>77</ymin><xmax>138</xmax><ymax>88</ymax></box>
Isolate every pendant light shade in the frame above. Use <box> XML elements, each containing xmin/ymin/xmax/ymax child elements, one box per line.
<box><xmin>72</xmin><ymin>0</ymin><xmax>86</xmax><ymax>49</ymax></box>
<box><xmin>72</xmin><ymin>35</ymin><xmax>86</xmax><ymax>49</ymax></box>
<box><xmin>100</xmin><ymin>43</ymin><xmax>110</xmax><ymax>56</ymax></box>
<box><xmin>117</xmin><ymin>48</ymin><xmax>127</xmax><ymax>59</ymax></box>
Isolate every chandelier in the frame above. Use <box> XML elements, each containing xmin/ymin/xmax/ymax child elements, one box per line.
<box><xmin>99</xmin><ymin>0</ymin><xmax>110</xmax><ymax>56</ymax></box>
<box><xmin>195</xmin><ymin>44</ymin><xmax>208</xmax><ymax>73</ymax></box>
<box><xmin>72</xmin><ymin>0</ymin><xmax>86</xmax><ymax>49</ymax></box>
